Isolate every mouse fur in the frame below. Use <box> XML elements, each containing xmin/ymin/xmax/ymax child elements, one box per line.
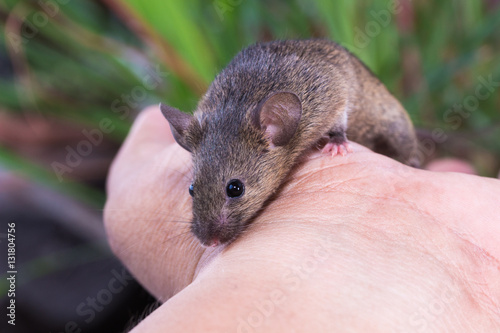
<box><xmin>160</xmin><ymin>39</ymin><xmax>419</xmax><ymax>246</ymax></box>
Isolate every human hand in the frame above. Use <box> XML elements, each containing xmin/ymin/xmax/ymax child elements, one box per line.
<box><xmin>104</xmin><ymin>105</ymin><xmax>500</xmax><ymax>332</ymax></box>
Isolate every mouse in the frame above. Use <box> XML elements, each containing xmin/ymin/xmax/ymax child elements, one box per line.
<box><xmin>160</xmin><ymin>39</ymin><xmax>419</xmax><ymax>247</ymax></box>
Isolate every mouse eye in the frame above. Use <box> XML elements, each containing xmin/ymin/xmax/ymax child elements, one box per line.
<box><xmin>189</xmin><ymin>183</ymin><xmax>194</xmax><ymax>197</ymax></box>
<box><xmin>226</xmin><ymin>179</ymin><xmax>244</xmax><ymax>198</ymax></box>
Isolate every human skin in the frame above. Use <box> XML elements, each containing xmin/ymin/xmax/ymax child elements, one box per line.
<box><xmin>104</xmin><ymin>105</ymin><xmax>500</xmax><ymax>332</ymax></box>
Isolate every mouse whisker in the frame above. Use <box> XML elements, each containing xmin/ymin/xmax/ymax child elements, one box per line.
<box><xmin>162</xmin><ymin>166</ymin><xmax>194</xmax><ymax>183</ymax></box>
<box><xmin>109</xmin><ymin>239</ymin><xmax>146</xmax><ymax>258</ymax></box>
<box><xmin>158</xmin><ymin>230</ymin><xmax>193</xmax><ymax>247</ymax></box>
<box><xmin>141</xmin><ymin>219</ymin><xmax>191</xmax><ymax>224</ymax></box>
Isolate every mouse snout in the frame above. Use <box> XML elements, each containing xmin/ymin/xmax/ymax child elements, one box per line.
<box><xmin>203</xmin><ymin>238</ymin><xmax>220</xmax><ymax>248</ymax></box>
<box><xmin>191</xmin><ymin>214</ymin><xmax>236</xmax><ymax>247</ymax></box>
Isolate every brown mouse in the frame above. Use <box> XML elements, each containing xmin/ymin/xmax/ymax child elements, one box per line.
<box><xmin>160</xmin><ymin>39</ymin><xmax>419</xmax><ymax>247</ymax></box>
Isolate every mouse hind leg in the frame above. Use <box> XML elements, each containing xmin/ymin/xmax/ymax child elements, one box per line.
<box><xmin>370</xmin><ymin>132</ymin><xmax>419</xmax><ymax>167</ymax></box>
<box><xmin>346</xmin><ymin>104</ymin><xmax>420</xmax><ymax>167</ymax></box>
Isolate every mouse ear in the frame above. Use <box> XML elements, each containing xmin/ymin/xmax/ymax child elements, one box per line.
<box><xmin>252</xmin><ymin>92</ymin><xmax>302</xmax><ymax>147</ymax></box>
<box><xmin>160</xmin><ymin>103</ymin><xmax>194</xmax><ymax>152</ymax></box>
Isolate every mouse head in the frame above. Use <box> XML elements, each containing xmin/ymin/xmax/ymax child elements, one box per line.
<box><xmin>160</xmin><ymin>91</ymin><xmax>302</xmax><ymax>246</ymax></box>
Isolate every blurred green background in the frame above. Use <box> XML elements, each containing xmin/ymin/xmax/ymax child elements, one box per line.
<box><xmin>0</xmin><ymin>0</ymin><xmax>499</xmax><ymax>331</ymax></box>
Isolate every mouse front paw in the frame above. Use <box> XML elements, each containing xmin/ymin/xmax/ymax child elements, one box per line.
<box><xmin>322</xmin><ymin>140</ymin><xmax>352</xmax><ymax>157</ymax></box>
<box><xmin>321</xmin><ymin>129</ymin><xmax>352</xmax><ymax>157</ymax></box>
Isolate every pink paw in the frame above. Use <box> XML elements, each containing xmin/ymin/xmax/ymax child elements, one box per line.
<box><xmin>322</xmin><ymin>141</ymin><xmax>352</xmax><ymax>157</ymax></box>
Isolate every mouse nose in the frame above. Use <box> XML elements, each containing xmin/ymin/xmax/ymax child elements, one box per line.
<box><xmin>204</xmin><ymin>238</ymin><xmax>220</xmax><ymax>247</ymax></box>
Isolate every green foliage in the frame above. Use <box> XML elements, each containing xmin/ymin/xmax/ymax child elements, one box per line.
<box><xmin>0</xmin><ymin>0</ymin><xmax>499</xmax><ymax>203</ymax></box>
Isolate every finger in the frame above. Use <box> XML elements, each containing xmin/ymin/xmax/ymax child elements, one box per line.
<box><xmin>106</xmin><ymin>105</ymin><xmax>189</xmax><ymax>194</ymax></box>
<box><xmin>122</xmin><ymin>104</ymin><xmax>176</xmax><ymax>154</ymax></box>
<box><xmin>425</xmin><ymin>158</ymin><xmax>477</xmax><ymax>175</ymax></box>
